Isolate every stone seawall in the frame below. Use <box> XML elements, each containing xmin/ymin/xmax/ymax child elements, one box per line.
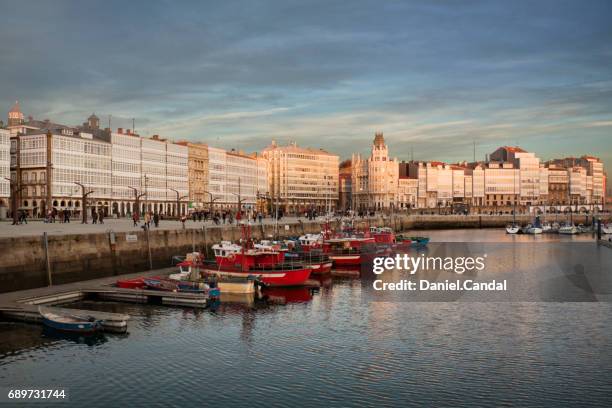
<box><xmin>1</xmin><ymin>214</ymin><xmax>609</xmax><ymax>293</ymax></box>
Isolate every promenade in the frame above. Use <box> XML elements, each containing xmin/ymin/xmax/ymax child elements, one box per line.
<box><xmin>0</xmin><ymin>216</ymin><xmax>316</xmax><ymax>238</ymax></box>
<box><xmin>0</xmin><ymin>212</ymin><xmax>609</xmax><ymax>238</ymax></box>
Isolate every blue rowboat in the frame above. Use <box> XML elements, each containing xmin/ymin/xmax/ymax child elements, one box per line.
<box><xmin>410</xmin><ymin>237</ymin><xmax>430</xmax><ymax>247</ymax></box>
<box><xmin>39</xmin><ymin>307</ymin><xmax>102</xmax><ymax>334</ymax></box>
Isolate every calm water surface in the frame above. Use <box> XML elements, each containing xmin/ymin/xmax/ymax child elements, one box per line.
<box><xmin>1</xmin><ymin>230</ymin><xmax>611</xmax><ymax>407</ymax></box>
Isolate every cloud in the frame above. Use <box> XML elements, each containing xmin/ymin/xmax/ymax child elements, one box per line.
<box><xmin>1</xmin><ymin>0</ymin><xmax>611</xmax><ymax>170</ymax></box>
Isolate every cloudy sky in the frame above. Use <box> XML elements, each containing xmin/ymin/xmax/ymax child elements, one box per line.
<box><xmin>1</xmin><ymin>0</ymin><xmax>611</xmax><ymax>170</ymax></box>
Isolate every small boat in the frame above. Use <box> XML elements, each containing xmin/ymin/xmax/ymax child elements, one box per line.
<box><xmin>506</xmin><ymin>224</ymin><xmax>520</xmax><ymax>234</ymax></box>
<box><xmin>526</xmin><ymin>216</ymin><xmax>543</xmax><ymax>234</ymax></box>
<box><xmin>559</xmin><ymin>224</ymin><xmax>579</xmax><ymax>235</ymax></box>
<box><xmin>541</xmin><ymin>222</ymin><xmax>552</xmax><ymax>233</ymax></box>
<box><xmin>577</xmin><ymin>224</ymin><xmax>591</xmax><ymax>233</ymax></box>
<box><xmin>39</xmin><ymin>306</ymin><xmax>102</xmax><ymax>334</ymax></box>
<box><xmin>603</xmin><ymin>224</ymin><xmax>612</xmax><ymax>234</ymax></box>
<box><xmin>116</xmin><ymin>277</ymin><xmax>146</xmax><ymax>289</ymax></box>
<box><xmin>396</xmin><ymin>235</ymin><xmax>430</xmax><ymax>246</ymax></box>
<box><xmin>296</xmin><ymin>233</ymin><xmax>324</xmax><ymax>252</ymax></box>
<box><xmin>172</xmin><ymin>260</ymin><xmax>258</xmax><ymax>294</ymax></box>
<box><xmin>527</xmin><ymin>226</ymin><xmax>543</xmax><ymax>234</ymax></box>
<box><xmin>143</xmin><ymin>277</ymin><xmax>180</xmax><ymax>291</ymax></box>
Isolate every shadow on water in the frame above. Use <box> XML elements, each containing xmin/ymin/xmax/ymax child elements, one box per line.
<box><xmin>41</xmin><ymin>326</ymin><xmax>109</xmax><ymax>347</ymax></box>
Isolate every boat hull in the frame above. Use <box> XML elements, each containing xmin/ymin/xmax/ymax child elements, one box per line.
<box><xmin>42</xmin><ymin>318</ymin><xmax>101</xmax><ymax>333</ymax></box>
<box><xmin>329</xmin><ymin>254</ymin><xmax>361</xmax><ymax>266</ymax></box>
<box><xmin>39</xmin><ymin>308</ymin><xmax>102</xmax><ymax>334</ymax></box>
<box><xmin>116</xmin><ymin>278</ymin><xmax>146</xmax><ymax>289</ymax></box>
<box><xmin>201</xmin><ymin>268</ymin><xmax>311</xmax><ymax>287</ymax></box>
<box><xmin>308</xmin><ymin>261</ymin><xmax>333</xmax><ymax>275</ymax></box>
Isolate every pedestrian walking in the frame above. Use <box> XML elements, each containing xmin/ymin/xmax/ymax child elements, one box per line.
<box><xmin>153</xmin><ymin>212</ymin><xmax>159</xmax><ymax>228</ymax></box>
<box><xmin>92</xmin><ymin>211</ymin><xmax>98</xmax><ymax>224</ymax></box>
<box><xmin>132</xmin><ymin>212</ymin><xmax>139</xmax><ymax>227</ymax></box>
<box><xmin>98</xmin><ymin>210</ymin><xmax>104</xmax><ymax>224</ymax></box>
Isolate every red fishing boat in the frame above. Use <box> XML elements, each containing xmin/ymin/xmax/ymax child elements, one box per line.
<box><xmin>284</xmin><ymin>251</ymin><xmax>333</xmax><ymax>274</ymax></box>
<box><xmin>203</xmin><ymin>224</ymin><xmax>312</xmax><ymax>287</ymax></box>
<box><xmin>323</xmin><ymin>237</ymin><xmax>377</xmax><ymax>266</ymax></box>
<box><xmin>369</xmin><ymin>227</ymin><xmax>396</xmax><ymax>244</ymax></box>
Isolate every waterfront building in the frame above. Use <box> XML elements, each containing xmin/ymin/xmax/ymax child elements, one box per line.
<box><xmin>7</xmin><ymin>101</ymin><xmax>24</xmax><ymax>128</ymax></box>
<box><xmin>10</xmin><ymin>124</ymin><xmax>112</xmax><ymax>217</ymax></box>
<box><xmin>165</xmin><ymin>141</ymin><xmax>189</xmax><ymax>214</ymax></box>
<box><xmin>0</xmin><ymin>129</ymin><xmax>10</xmax><ymax>208</ymax></box>
<box><xmin>549</xmin><ymin>156</ymin><xmax>605</xmax><ymax>206</ymax></box>
<box><xmin>402</xmin><ymin>161</ymin><xmax>453</xmax><ymax>208</ymax></box>
<box><xmin>263</xmin><ymin>141</ymin><xmax>339</xmax><ymax>213</ymax></box>
<box><xmin>482</xmin><ymin>161</ymin><xmax>519</xmax><ymax>207</ymax></box>
<box><xmin>111</xmin><ymin>129</ymin><xmax>142</xmax><ymax>215</ymax></box>
<box><xmin>338</xmin><ymin>159</ymin><xmax>352</xmax><ymax>211</ymax></box>
<box><xmin>5</xmin><ymin>104</ymin><xmax>189</xmax><ymax>218</ymax></box>
<box><xmin>546</xmin><ymin>164</ymin><xmax>570</xmax><ymax>206</ymax></box>
<box><xmin>397</xmin><ymin>176</ymin><xmax>417</xmax><ymax>209</ymax></box>
<box><xmin>466</xmin><ymin>164</ymin><xmax>485</xmax><ymax>208</ymax></box>
<box><xmin>489</xmin><ymin>146</ymin><xmax>545</xmax><ymax>206</ymax></box>
<box><xmin>176</xmin><ymin>141</ymin><xmax>209</xmax><ymax>209</ymax></box>
<box><xmin>206</xmin><ymin>146</ymin><xmax>268</xmax><ymax>212</ymax></box>
<box><xmin>352</xmin><ymin>133</ymin><xmax>398</xmax><ymax>210</ymax></box>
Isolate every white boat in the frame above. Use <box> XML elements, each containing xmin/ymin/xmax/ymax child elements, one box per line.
<box><xmin>525</xmin><ymin>215</ymin><xmax>543</xmax><ymax>234</ymax></box>
<box><xmin>172</xmin><ymin>261</ymin><xmax>257</xmax><ymax>294</ymax></box>
<box><xmin>541</xmin><ymin>222</ymin><xmax>552</xmax><ymax>232</ymax></box>
<box><xmin>506</xmin><ymin>224</ymin><xmax>520</xmax><ymax>234</ymax></box>
<box><xmin>603</xmin><ymin>225</ymin><xmax>612</xmax><ymax>234</ymax></box>
<box><xmin>559</xmin><ymin>224</ymin><xmax>579</xmax><ymax>235</ymax></box>
<box><xmin>527</xmin><ymin>226</ymin><xmax>543</xmax><ymax>234</ymax></box>
<box><xmin>577</xmin><ymin>224</ymin><xmax>591</xmax><ymax>233</ymax></box>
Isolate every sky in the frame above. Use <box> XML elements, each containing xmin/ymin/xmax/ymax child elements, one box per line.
<box><xmin>1</xmin><ymin>0</ymin><xmax>611</xmax><ymax>172</ymax></box>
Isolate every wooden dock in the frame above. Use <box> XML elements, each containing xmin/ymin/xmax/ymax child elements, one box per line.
<box><xmin>0</xmin><ymin>268</ymin><xmax>215</xmax><ymax>333</ymax></box>
<box><xmin>82</xmin><ymin>287</ymin><xmax>210</xmax><ymax>308</ymax></box>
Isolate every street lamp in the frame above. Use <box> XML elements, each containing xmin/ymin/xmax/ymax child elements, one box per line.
<box><xmin>203</xmin><ymin>190</ymin><xmax>220</xmax><ymax>216</ymax></box>
<box><xmin>128</xmin><ymin>186</ymin><xmax>146</xmax><ymax>217</ymax></box>
<box><xmin>74</xmin><ymin>182</ymin><xmax>94</xmax><ymax>224</ymax></box>
<box><xmin>169</xmin><ymin>188</ymin><xmax>188</xmax><ymax>217</ymax></box>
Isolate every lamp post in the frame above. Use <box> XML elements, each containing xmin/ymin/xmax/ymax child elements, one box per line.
<box><xmin>256</xmin><ymin>191</ymin><xmax>271</xmax><ymax>216</ymax></box>
<box><xmin>5</xmin><ymin>177</ymin><xmax>25</xmax><ymax>225</ymax></box>
<box><xmin>74</xmin><ymin>182</ymin><xmax>94</xmax><ymax>224</ymax></box>
<box><xmin>128</xmin><ymin>186</ymin><xmax>146</xmax><ymax>217</ymax></box>
<box><xmin>169</xmin><ymin>188</ymin><xmax>188</xmax><ymax>218</ymax></box>
<box><xmin>203</xmin><ymin>191</ymin><xmax>220</xmax><ymax>217</ymax></box>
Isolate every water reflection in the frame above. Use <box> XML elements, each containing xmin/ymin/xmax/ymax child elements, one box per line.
<box><xmin>0</xmin><ymin>230</ymin><xmax>610</xmax><ymax>407</ymax></box>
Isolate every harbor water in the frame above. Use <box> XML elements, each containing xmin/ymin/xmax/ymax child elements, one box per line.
<box><xmin>1</xmin><ymin>230</ymin><xmax>611</xmax><ymax>407</ymax></box>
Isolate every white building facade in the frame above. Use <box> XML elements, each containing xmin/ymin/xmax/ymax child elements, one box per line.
<box><xmin>263</xmin><ymin>141</ymin><xmax>339</xmax><ymax>213</ymax></box>
<box><xmin>205</xmin><ymin>147</ymin><xmax>269</xmax><ymax>212</ymax></box>
<box><xmin>5</xmin><ymin>105</ymin><xmax>189</xmax><ymax>218</ymax></box>
<box><xmin>0</xmin><ymin>129</ymin><xmax>10</xmax><ymax>207</ymax></box>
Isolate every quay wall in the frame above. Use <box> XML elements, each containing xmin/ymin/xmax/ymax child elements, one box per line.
<box><xmin>1</xmin><ymin>214</ymin><xmax>610</xmax><ymax>293</ymax></box>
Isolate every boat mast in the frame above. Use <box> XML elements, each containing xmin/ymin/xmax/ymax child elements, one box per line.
<box><xmin>513</xmin><ymin>166</ymin><xmax>516</xmax><ymax>225</ymax></box>
<box><xmin>568</xmin><ymin>169</ymin><xmax>573</xmax><ymax>225</ymax></box>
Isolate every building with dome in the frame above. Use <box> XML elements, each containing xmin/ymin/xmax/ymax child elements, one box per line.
<box><xmin>351</xmin><ymin>132</ymin><xmax>399</xmax><ymax>210</ymax></box>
